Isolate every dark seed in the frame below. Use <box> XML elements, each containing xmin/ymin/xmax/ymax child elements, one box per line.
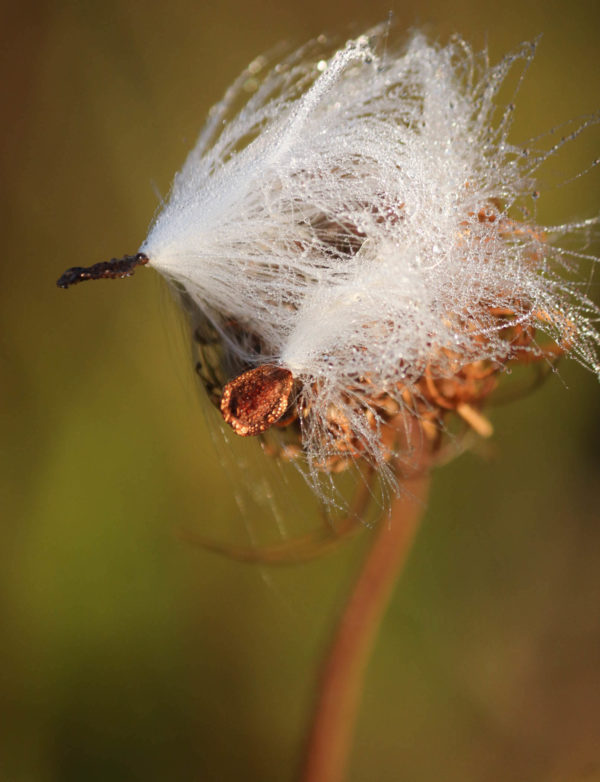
<box><xmin>56</xmin><ymin>253</ymin><xmax>149</xmax><ymax>289</ymax></box>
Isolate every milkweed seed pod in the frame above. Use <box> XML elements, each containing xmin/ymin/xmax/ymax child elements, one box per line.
<box><xmin>58</xmin><ymin>30</ymin><xmax>599</xmax><ymax>496</ymax></box>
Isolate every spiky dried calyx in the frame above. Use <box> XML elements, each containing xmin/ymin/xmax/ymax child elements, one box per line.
<box><xmin>212</xmin><ymin>294</ymin><xmax>570</xmax><ymax>476</ymax></box>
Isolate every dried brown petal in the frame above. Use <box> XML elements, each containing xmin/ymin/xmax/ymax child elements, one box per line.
<box><xmin>220</xmin><ymin>365</ymin><xmax>294</xmax><ymax>437</ymax></box>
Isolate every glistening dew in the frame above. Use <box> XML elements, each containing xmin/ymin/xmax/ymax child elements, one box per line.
<box><xmin>58</xmin><ymin>30</ymin><xmax>600</xmax><ymax>496</ymax></box>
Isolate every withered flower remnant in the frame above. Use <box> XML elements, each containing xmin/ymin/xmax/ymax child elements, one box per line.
<box><xmin>58</xmin><ymin>29</ymin><xmax>599</xmax><ymax>494</ymax></box>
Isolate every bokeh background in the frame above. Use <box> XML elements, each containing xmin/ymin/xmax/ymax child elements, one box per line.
<box><xmin>2</xmin><ymin>1</ymin><xmax>600</xmax><ymax>780</ymax></box>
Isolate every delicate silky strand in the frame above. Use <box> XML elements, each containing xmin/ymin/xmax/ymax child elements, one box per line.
<box><xmin>58</xmin><ymin>29</ymin><xmax>600</xmax><ymax>499</ymax></box>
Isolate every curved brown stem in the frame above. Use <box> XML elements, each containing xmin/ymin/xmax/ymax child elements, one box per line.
<box><xmin>178</xmin><ymin>467</ymin><xmax>375</xmax><ymax>565</ymax></box>
<box><xmin>299</xmin><ymin>467</ymin><xmax>430</xmax><ymax>782</ymax></box>
<box><xmin>178</xmin><ymin>520</ymin><xmax>363</xmax><ymax>564</ymax></box>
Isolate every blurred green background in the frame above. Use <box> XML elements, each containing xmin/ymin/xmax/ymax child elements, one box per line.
<box><xmin>2</xmin><ymin>1</ymin><xmax>599</xmax><ymax>780</ymax></box>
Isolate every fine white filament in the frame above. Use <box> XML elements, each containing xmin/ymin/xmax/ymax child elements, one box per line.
<box><xmin>141</xmin><ymin>30</ymin><xmax>599</xmax><ymax>486</ymax></box>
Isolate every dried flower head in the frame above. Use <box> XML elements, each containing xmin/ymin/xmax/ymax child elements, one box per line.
<box><xmin>58</xmin><ymin>29</ymin><xmax>600</xmax><ymax>496</ymax></box>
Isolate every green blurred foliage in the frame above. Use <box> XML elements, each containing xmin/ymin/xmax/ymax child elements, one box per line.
<box><xmin>1</xmin><ymin>1</ymin><xmax>599</xmax><ymax>780</ymax></box>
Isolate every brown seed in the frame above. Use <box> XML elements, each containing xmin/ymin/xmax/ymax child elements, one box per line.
<box><xmin>220</xmin><ymin>365</ymin><xmax>294</xmax><ymax>437</ymax></box>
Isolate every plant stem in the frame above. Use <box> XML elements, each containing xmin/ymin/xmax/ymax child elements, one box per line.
<box><xmin>299</xmin><ymin>469</ymin><xmax>431</xmax><ymax>782</ymax></box>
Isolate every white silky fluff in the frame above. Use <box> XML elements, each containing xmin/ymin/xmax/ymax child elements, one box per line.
<box><xmin>141</xmin><ymin>31</ymin><xmax>599</xmax><ymax>482</ymax></box>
